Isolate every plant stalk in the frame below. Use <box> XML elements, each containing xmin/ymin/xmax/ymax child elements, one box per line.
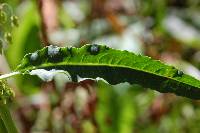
<box><xmin>0</xmin><ymin>72</ymin><xmax>21</xmax><ymax>80</ymax></box>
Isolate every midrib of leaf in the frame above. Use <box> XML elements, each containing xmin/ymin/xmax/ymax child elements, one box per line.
<box><xmin>18</xmin><ymin>62</ymin><xmax>200</xmax><ymax>89</ymax></box>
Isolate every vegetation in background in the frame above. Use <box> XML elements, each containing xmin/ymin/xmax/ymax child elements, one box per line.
<box><xmin>1</xmin><ymin>0</ymin><xmax>200</xmax><ymax>133</ymax></box>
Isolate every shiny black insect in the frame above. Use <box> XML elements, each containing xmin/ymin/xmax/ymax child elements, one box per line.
<box><xmin>89</xmin><ymin>44</ymin><xmax>100</xmax><ymax>55</ymax></box>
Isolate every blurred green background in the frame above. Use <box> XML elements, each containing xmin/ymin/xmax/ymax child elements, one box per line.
<box><xmin>1</xmin><ymin>0</ymin><xmax>200</xmax><ymax>133</ymax></box>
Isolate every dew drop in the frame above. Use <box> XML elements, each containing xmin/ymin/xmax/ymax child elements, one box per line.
<box><xmin>177</xmin><ymin>70</ymin><xmax>184</xmax><ymax>76</ymax></box>
<box><xmin>30</xmin><ymin>52</ymin><xmax>38</xmax><ymax>61</ymax></box>
<box><xmin>48</xmin><ymin>45</ymin><xmax>60</xmax><ymax>57</ymax></box>
<box><xmin>89</xmin><ymin>44</ymin><xmax>100</xmax><ymax>55</ymax></box>
<box><xmin>173</xmin><ymin>70</ymin><xmax>184</xmax><ymax>77</ymax></box>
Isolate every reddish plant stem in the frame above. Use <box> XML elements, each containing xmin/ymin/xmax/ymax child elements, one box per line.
<box><xmin>37</xmin><ymin>0</ymin><xmax>59</xmax><ymax>45</ymax></box>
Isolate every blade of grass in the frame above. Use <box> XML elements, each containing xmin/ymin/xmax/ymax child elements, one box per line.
<box><xmin>0</xmin><ymin>104</ymin><xmax>18</xmax><ymax>133</ymax></box>
<box><xmin>0</xmin><ymin>117</ymin><xmax>8</xmax><ymax>133</ymax></box>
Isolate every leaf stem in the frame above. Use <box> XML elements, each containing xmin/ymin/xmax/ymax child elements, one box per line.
<box><xmin>0</xmin><ymin>72</ymin><xmax>21</xmax><ymax>80</ymax></box>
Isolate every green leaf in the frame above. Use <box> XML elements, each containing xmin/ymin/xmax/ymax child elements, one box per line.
<box><xmin>14</xmin><ymin>44</ymin><xmax>200</xmax><ymax>99</ymax></box>
<box><xmin>0</xmin><ymin>117</ymin><xmax>8</xmax><ymax>133</ymax></box>
<box><xmin>0</xmin><ymin>104</ymin><xmax>18</xmax><ymax>133</ymax></box>
<box><xmin>96</xmin><ymin>81</ymin><xmax>139</xmax><ymax>133</ymax></box>
<box><xmin>95</xmin><ymin>80</ymin><xmax>119</xmax><ymax>133</ymax></box>
<box><xmin>0</xmin><ymin>80</ymin><xmax>17</xmax><ymax>132</ymax></box>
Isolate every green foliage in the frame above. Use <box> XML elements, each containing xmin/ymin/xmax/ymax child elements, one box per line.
<box><xmin>0</xmin><ymin>80</ymin><xmax>17</xmax><ymax>133</ymax></box>
<box><xmin>6</xmin><ymin>1</ymin><xmax>41</xmax><ymax>69</ymax></box>
<box><xmin>0</xmin><ymin>80</ymin><xmax>14</xmax><ymax>104</ymax></box>
<box><xmin>96</xmin><ymin>81</ymin><xmax>141</xmax><ymax>133</ymax></box>
<box><xmin>0</xmin><ymin>3</ymin><xmax>18</xmax><ymax>53</ymax></box>
<box><xmin>0</xmin><ymin>104</ymin><xmax>18</xmax><ymax>133</ymax></box>
<box><xmin>5</xmin><ymin>1</ymin><xmax>42</xmax><ymax>94</ymax></box>
<box><xmin>15</xmin><ymin>44</ymin><xmax>200</xmax><ymax>99</ymax></box>
<box><xmin>0</xmin><ymin>118</ymin><xmax>8</xmax><ymax>133</ymax></box>
<box><xmin>1</xmin><ymin>1</ymin><xmax>200</xmax><ymax>132</ymax></box>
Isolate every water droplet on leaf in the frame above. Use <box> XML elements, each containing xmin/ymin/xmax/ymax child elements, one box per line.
<box><xmin>89</xmin><ymin>44</ymin><xmax>100</xmax><ymax>55</ymax></box>
<box><xmin>177</xmin><ymin>70</ymin><xmax>184</xmax><ymax>76</ymax></box>
<box><xmin>48</xmin><ymin>45</ymin><xmax>60</xmax><ymax>57</ymax></box>
<box><xmin>30</xmin><ymin>52</ymin><xmax>38</xmax><ymax>61</ymax></box>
